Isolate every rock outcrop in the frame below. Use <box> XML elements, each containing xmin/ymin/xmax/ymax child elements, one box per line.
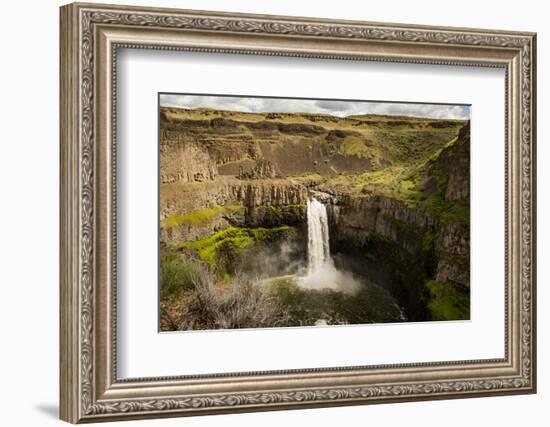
<box><xmin>425</xmin><ymin>123</ymin><xmax>470</xmax><ymax>287</ymax></box>
<box><xmin>160</xmin><ymin>138</ymin><xmax>217</xmax><ymax>184</ymax></box>
<box><xmin>331</xmin><ymin>194</ymin><xmax>437</xmax><ymax>254</ymax></box>
<box><xmin>237</xmin><ymin>159</ymin><xmax>278</xmax><ymax>180</ymax></box>
<box><xmin>430</xmin><ymin>124</ymin><xmax>470</xmax><ymax>203</ymax></box>
<box><xmin>160</xmin><ymin>106</ymin><xmax>465</xmax><ymax>180</ymax></box>
<box><xmin>160</xmin><ymin>178</ymin><xmax>308</xmax><ymax>244</ymax></box>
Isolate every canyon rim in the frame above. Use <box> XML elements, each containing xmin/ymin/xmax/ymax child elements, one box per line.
<box><xmin>158</xmin><ymin>94</ymin><xmax>471</xmax><ymax>332</ymax></box>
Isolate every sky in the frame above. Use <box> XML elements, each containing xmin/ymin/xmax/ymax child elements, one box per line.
<box><xmin>160</xmin><ymin>94</ymin><xmax>470</xmax><ymax>120</ymax></box>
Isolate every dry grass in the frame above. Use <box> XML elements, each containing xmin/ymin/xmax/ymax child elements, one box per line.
<box><xmin>176</xmin><ymin>265</ymin><xmax>282</xmax><ymax>330</ymax></box>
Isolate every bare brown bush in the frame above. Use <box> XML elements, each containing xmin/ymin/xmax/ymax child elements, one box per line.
<box><xmin>178</xmin><ymin>265</ymin><xmax>283</xmax><ymax>330</ymax></box>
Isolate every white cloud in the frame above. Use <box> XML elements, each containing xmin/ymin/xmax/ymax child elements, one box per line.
<box><xmin>160</xmin><ymin>94</ymin><xmax>470</xmax><ymax>120</ymax></box>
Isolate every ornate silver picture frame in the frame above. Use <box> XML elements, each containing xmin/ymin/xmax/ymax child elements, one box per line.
<box><xmin>60</xmin><ymin>2</ymin><xmax>536</xmax><ymax>423</ymax></box>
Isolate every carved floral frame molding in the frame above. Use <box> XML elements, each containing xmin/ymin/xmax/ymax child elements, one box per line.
<box><xmin>60</xmin><ymin>2</ymin><xmax>536</xmax><ymax>423</ymax></box>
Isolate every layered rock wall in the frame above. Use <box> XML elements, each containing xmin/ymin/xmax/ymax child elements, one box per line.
<box><xmin>160</xmin><ymin>137</ymin><xmax>218</xmax><ymax>184</ymax></box>
<box><xmin>160</xmin><ymin>178</ymin><xmax>308</xmax><ymax>244</ymax></box>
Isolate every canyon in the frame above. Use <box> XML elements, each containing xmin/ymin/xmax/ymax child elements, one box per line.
<box><xmin>159</xmin><ymin>105</ymin><xmax>470</xmax><ymax>329</ymax></box>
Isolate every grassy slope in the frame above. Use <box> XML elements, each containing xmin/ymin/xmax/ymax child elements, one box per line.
<box><xmin>178</xmin><ymin>226</ymin><xmax>292</xmax><ymax>275</ymax></box>
<box><xmin>161</xmin><ymin>106</ymin><xmax>466</xmax><ymax>176</ymax></box>
<box><xmin>318</xmin><ymin>132</ymin><xmax>469</xmax><ymax>225</ymax></box>
<box><xmin>163</xmin><ymin>205</ymin><xmax>243</xmax><ymax>228</ymax></box>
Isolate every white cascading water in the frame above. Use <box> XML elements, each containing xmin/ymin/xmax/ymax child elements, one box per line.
<box><xmin>306</xmin><ymin>196</ymin><xmax>334</xmax><ymax>275</ymax></box>
<box><xmin>300</xmin><ymin>195</ymin><xmax>354</xmax><ymax>291</ymax></box>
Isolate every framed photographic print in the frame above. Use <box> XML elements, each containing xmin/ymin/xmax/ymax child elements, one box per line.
<box><xmin>60</xmin><ymin>2</ymin><xmax>537</xmax><ymax>423</ymax></box>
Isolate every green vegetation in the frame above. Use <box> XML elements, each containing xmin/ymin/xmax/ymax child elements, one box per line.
<box><xmin>180</xmin><ymin>226</ymin><xmax>291</xmax><ymax>275</ymax></box>
<box><xmin>422</xmin><ymin>198</ymin><xmax>469</xmax><ymax>224</ymax></box>
<box><xmin>323</xmin><ymin>125</ymin><xmax>462</xmax><ymax>167</ymax></box>
<box><xmin>327</xmin><ymin>135</ymin><xmax>469</xmax><ymax>224</ymax></box>
<box><xmin>160</xmin><ymin>253</ymin><xmax>202</xmax><ymax>297</ymax></box>
<box><xmin>331</xmin><ymin>136</ymin><xmax>371</xmax><ymax>159</ymax></box>
<box><xmin>373</xmin><ymin>128</ymin><xmax>460</xmax><ymax>165</ymax></box>
<box><xmin>162</xmin><ymin>205</ymin><xmax>242</xmax><ymax>229</ymax></box>
<box><xmin>425</xmin><ymin>280</ymin><xmax>470</xmax><ymax>321</ymax></box>
<box><xmin>326</xmin><ymin>165</ymin><xmax>422</xmax><ymax>201</ymax></box>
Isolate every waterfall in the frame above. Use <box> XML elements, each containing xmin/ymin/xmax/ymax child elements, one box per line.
<box><xmin>306</xmin><ymin>196</ymin><xmax>334</xmax><ymax>275</ymax></box>
<box><xmin>300</xmin><ymin>194</ymin><xmax>359</xmax><ymax>293</ymax></box>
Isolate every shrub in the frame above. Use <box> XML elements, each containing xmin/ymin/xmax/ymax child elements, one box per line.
<box><xmin>178</xmin><ymin>270</ymin><xmax>282</xmax><ymax>330</ymax></box>
<box><xmin>160</xmin><ymin>253</ymin><xmax>201</xmax><ymax>297</ymax></box>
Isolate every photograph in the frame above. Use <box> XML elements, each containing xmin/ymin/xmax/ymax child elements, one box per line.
<box><xmin>158</xmin><ymin>94</ymin><xmax>471</xmax><ymax>332</ymax></box>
